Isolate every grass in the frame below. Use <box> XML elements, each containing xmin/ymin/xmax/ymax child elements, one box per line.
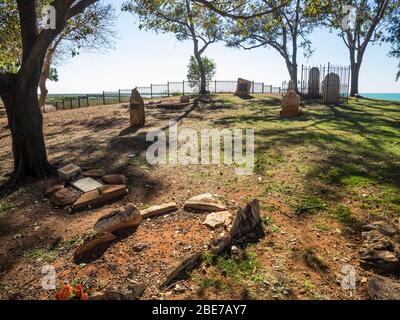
<box><xmin>28</xmin><ymin>248</ymin><xmax>58</xmax><ymax>263</ymax></box>
<box><xmin>0</xmin><ymin>200</ymin><xmax>14</xmax><ymax>215</ymax></box>
<box><xmin>329</xmin><ymin>204</ymin><xmax>353</xmax><ymax>224</ymax></box>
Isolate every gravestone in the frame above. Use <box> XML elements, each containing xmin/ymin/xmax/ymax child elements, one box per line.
<box><xmin>280</xmin><ymin>90</ymin><xmax>301</xmax><ymax>117</ymax></box>
<box><xmin>322</xmin><ymin>73</ymin><xmax>340</xmax><ymax>105</ymax></box>
<box><xmin>129</xmin><ymin>88</ymin><xmax>145</xmax><ymax>127</ymax></box>
<box><xmin>308</xmin><ymin>67</ymin><xmax>320</xmax><ymax>97</ymax></box>
<box><xmin>234</xmin><ymin>78</ymin><xmax>252</xmax><ymax>98</ymax></box>
<box><xmin>71</xmin><ymin>177</ymin><xmax>103</xmax><ymax>193</ymax></box>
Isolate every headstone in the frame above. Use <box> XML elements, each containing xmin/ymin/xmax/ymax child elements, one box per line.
<box><xmin>308</xmin><ymin>67</ymin><xmax>320</xmax><ymax>97</ymax></box>
<box><xmin>230</xmin><ymin>199</ymin><xmax>264</xmax><ymax>240</ymax></box>
<box><xmin>71</xmin><ymin>177</ymin><xmax>103</xmax><ymax>193</ymax></box>
<box><xmin>280</xmin><ymin>90</ymin><xmax>301</xmax><ymax>117</ymax></box>
<box><xmin>94</xmin><ymin>203</ymin><xmax>142</xmax><ymax>233</ymax></box>
<box><xmin>141</xmin><ymin>202</ymin><xmax>178</xmax><ymax>219</ymax></box>
<box><xmin>74</xmin><ymin>232</ymin><xmax>116</xmax><ymax>263</ymax></box>
<box><xmin>322</xmin><ymin>73</ymin><xmax>340</xmax><ymax>105</ymax></box>
<box><xmin>234</xmin><ymin>78</ymin><xmax>252</xmax><ymax>98</ymax></box>
<box><xmin>57</xmin><ymin>164</ymin><xmax>82</xmax><ymax>181</ymax></box>
<box><xmin>129</xmin><ymin>88</ymin><xmax>145</xmax><ymax>127</ymax></box>
<box><xmin>102</xmin><ymin>174</ymin><xmax>126</xmax><ymax>185</ymax></box>
<box><xmin>73</xmin><ymin>185</ymin><xmax>128</xmax><ymax>210</ymax></box>
<box><xmin>184</xmin><ymin>193</ymin><xmax>226</xmax><ymax>212</ymax></box>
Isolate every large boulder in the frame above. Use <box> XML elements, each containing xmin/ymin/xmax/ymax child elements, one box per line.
<box><xmin>94</xmin><ymin>204</ymin><xmax>142</xmax><ymax>233</ymax></box>
<box><xmin>184</xmin><ymin>193</ymin><xmax>226</xmax><ymax>212</ymax></box>
<box><xmin>129</xmin><ymin>88</ymin><xmax>145</xmax><ymax>127</ymax></box>
<box><xmin>368</xmin><ymin>275</ymin><xmax>400</xmax><ymax>300</ymax></box>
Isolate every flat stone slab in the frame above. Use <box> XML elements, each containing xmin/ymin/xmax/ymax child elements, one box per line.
<box><xmin>203</xmin><ymin>211</ymin><xmax>232</xmax><ymax>228</ymax></box>
<box><xmin>184</xmin><ymin>193</ymin><xmax>226</xmax><ymax>212</ymax></box>
<box><xmin>94</xmin><ymin>204</ymin><xmax>142</xmax><ymax>233</ymax></box>
<box><xmin>73</xmin><ymin>185</ymin><xmax>128</xmax><ymax>210</ymax></box>
<box><xmin>141</xmin><ymin>202</ymin><xmax>178</xmax><ymax>219</ymax></box>
<box><xmin>71</xmin><ymin>177</ymin><xmax>103</xmax><ymax>193</ymax></box>
<box><xmin>57</xmin><ymin>164</ymin><xmax>82</xmax><ymax>181</ymax></box>
<box><xmin>83</xmin><ymin>169</ymin><xmax>106</xmax><ymax>178</ymax></box>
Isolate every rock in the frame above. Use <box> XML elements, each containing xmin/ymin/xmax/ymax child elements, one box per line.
<box><xmin>202</xmin><ymin>211</ymin><xmax>232</xmax><ymax>228</ymax></box>
<box><xmin>180</xmin><ymin>96</ymin><xmax>190</xmax><ymax>103</ymax></box>
<box><xmin>71</xmin><ymin>177</ymin><xmax>103</xmax><ymax>193</ymax></box>
<box><xmin>141</xmin><ymin>202</ymin><xmax>178</xmax><ymax>219</ymax></box>
<box><xmin>102</xmin><ymin>174</ymin><xmax>127</xmax><ymax>185</ymax></box>
<box><xmin>230</xmin><ymin>199</ymin><xmax>264</xmax><ymax>240</ymax></box>
<box><xmin>280</xmin><ymin>90</ymin><xmax>301</xmax><ymax>117</ymax></box>
<box><xmin>184</xmin><ymin>193</ymin><xmax>226</xmax><ymax>212</ymax></box>
<box><xmin>83</xmin><ymin>169</ymin><xmax>106</xmax><ymax>178</ymax></box>
<box><xmin>368</xmin><ymin>275</ymin><xmax>400</xmax><ymax>300</ymax></box>
<box><xmin>73</xmin><ymin>185</ymin><xmax>128</xmax><ymax>210</ymax></box>
<box><xmin>50</xmin><ymin>188</ymin><xmax>78</xmax><ymax>207</ymax></box>
<box><xmin>74</xmin><ymin>232</ymin><xmax>117</xmax><ymax>263</ymax></box>
<box><xmin>364</xmin><ymin>221</ymin><xmax>399</xmax><ymax>238</ymax></box>
<box><xmin>129</xmin><ymin>88</ymin><xmax>145</xmax><ymax>127</ymax></box>
<box><xmin>57</xmin><ymin>164</ymin><xmax>82</xmax><ymax>181</ymax></box>
<box><xmin>209</xmin><ymin>236</ymin><xmax>232</xmax><ymax>255</ymax></box>
<box><xmin>234</xmin><ymin>78</ymin><xmax>252</xmax><ymax>98</ymax></box>
<box><xmin>45</xmin><ymin>184</ymin><xmax>64</xmax><ymax>197</ymax></box>
<box><xmin>94</xmin><ymin>204</ymin><xmax>142</xmax><ymax>233</ymax></box>
<box><xmin>161</xmin><ymin>252</ymin><xmax>203</xmax><ymax>289</ymax></box>
<box><xmin>359</xmin><ymin>230</ymin><xmax>400</xmax><ymax>274</ymax></box>
<box><xmin>89</xmin><ymin>284</ymin><xmax>146</xmax><ymax>300</ymax></box>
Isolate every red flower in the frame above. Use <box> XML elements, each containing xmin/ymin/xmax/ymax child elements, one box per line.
<box><xmin>55</xmin><ymin>284</ymin><xmax>73</xmax><ymax>300</ymax></box>
<box><xmin>75</xmin><ymin>284</ymin><xmax>85</xmax><ymax>299</ymax></box>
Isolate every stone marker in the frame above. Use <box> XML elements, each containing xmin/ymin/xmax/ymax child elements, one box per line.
<box><xmin>308</xmin><ymin>67</ymin><xmax>320</xmax><ymax>98</ymax></box>
<box><xmin>73</xmin><ymin>185</ymin><xmax>128</xmax><ymax>210</ymax></box>
<box><xmin>141</xmin><ymin>202</ymin><xmax>178</xmax><ymax>219</ymax></box>
<box><xmin>74</xmin><ymin>232</ymin><xmax>116</xmax><ymax>264</ymax></box>
<box><xmin>368</xmin><ymin>275</ymin><xmax>400</xmax><ymax>300</ymax></box>
<box><xmin>45</xmin><ymin>184</ymin><xmax>64</xmax><ymax>198</ymax></box>
<box><xmin>280</xmin><ymin>90</ymin><xmax>301</xmax><ymax>117</ymax></box>
<box><xmin>71</xmin><ymin>177</ymin><xmax>103</xmax><ymax>193</ymax></box>
<box><xmin>57</xmin><ymin>164</ymin><xmax>82</xmax><ymax>181</ymax></box>
<box><xmin>50</xmin><ymin>188</ymin><xmax>78</xmax><ymax>207</ymax></box>
<box><xmin>184</xmin><ymin>193</ymin><xmax>226</xmax><ymax>212</ymax></box>
<box><xmin>234</xmin><ymin>78</ymin><xmax>252</xmax><ymax>98</ymax></box>
<box><xmin>94</xmin><ymin>204</ymin><xmax>142</xmax><ymax>233</ymax></box>
<box><xmin>83</xmin><ymin>169</ymin><xmax>106</xmax><ymax>178</ymax></box>
<box><xmin>180</xmin><ymin>96</ymin><xmax>190</xmax><ymax>104</ymax></box>
<box><xmin>322</xmin><ymin>73</ymin><xmax>340</xmax><ymax>105</ymax></box>
<box><xmin>203</xmin><ymin>211</ymin><xmax>232</xmax><ymax>228</ymax></box>
<box><xmin>359</xmin><ymin>230</ymin><xmax>400</xmax><ymax>274</ymax></box>
<box><xmin>230</xmin><ymin>199</ymin><xmax>264</xmax><ymax>240</ymax></box>
<box><xmin>102</xmin><ymin>174</ymin><xmax>126</xmax><ymax>185</ymax></box>
<box><xmin>129</xmin><ymin>88</ymin><xmax>145</xmax><ymax>127</ymax></box>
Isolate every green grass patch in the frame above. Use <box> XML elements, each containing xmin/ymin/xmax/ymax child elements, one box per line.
<box><xmin>28</xmin><ymin>248</ymin><xmax>58</xmax><ymax>263</ymax></box>
<box><xmin>295</xmin><ymin>196</ymin><xmax>327</xmax><ymax>214</ymax></box>
<box><xmin>0</xmin><ymin>200</ymin><xmax>14</xmax><ymax>215</ymax></box>
<box><xmin>329</xmin><ymin>204</ymin><xmax>353</xmax><ymax>223</ymax></box>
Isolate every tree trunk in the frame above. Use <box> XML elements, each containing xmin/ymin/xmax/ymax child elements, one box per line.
<box><xmin>285</xmin><ymin>59</ymin><xmax>298</xmax><ymax>93</ymax></box>
<box><xmin>39</xmin><ymin>46</ymin><xmax>56</xmax><ymax>112</ymax></box>
<box><xmin>1</xmin><ymin>76</ymin><xmax>54</xmax><ymax>185</ymax></box>
<box><xmin>194</xmin><ymin>52</ymin><xmax>207</xmax><ymax>94</ymax></box>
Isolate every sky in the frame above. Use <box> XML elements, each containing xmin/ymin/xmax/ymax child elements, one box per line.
<box><xmin>47</xmin><ymin>0</ymin><xmax>400</xmax><ymax>94</ymax></box>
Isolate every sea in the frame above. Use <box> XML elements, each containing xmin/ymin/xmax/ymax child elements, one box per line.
<box><xmin>360</xmin><ymin>93</ymin><xmax>400</xmax><ymax>101</ymax></box>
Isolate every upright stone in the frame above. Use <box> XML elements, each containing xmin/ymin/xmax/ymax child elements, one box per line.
<box><xmin>280</xmin><ymin>90</ymin><xmax>301</xmax><ymax>117</ymax></box>
<box><xmin>307</xmin><ymin>67</ymin><xmax>320</xmax><ymax>97</ymax></box>
<box><xmin>322</xmin><ymin>73</ymin><xmax>340</xmax><ymax>105</ymax></box>
<box><xmin>129</xmin><ymin>88</ymin><xmax>145</xmax><ymax>127</ymax></box>
<box><xmin>234</xmin><ymin>78</ymin><xmax>252</xmax><ymax>98</ymax></box>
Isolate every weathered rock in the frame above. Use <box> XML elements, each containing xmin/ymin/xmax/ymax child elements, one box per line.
<box><xmin>129</xmin><ymin>88</ymin><xmax>145</xmax><ymax>127</ymax></box>
<box><xmin>45</xmin><ymin>184</ymin><xmax>64</xmax><ymax>197</ymax></box>
<box><xmin>184</xmin><ymin>193</ymin><xmax>226</xmax><ymax>212</ymax></box>
<box><xmin>203</xmin><ymin>211</ymin><xmax>232</xmax><ymax>228</ymax></box>
<box><xmin>161</xmin><ymin>252</ymin><xmax>203</xmax><ymax>289</ymax></box>
<box><xmin>57</xmin><ymin>164</ymin><xmax>82</xmax><ymax>181</ymax></box>
<box><xmin>368</xmin><ymin>275</ymin><xmax>400</xmax><ymax>300</ymax></box>
<box><xmin>364</xmin><ymin>221</ymin><xmax>399</xmax><ymax>238</ymax></box>
<box><xmin>83</xmin><ymin>169</ymin><xmax>106</xmax><ymax>178</ymax></box>
<box><xmin>71</xmin><ymin>177</ymin><xmax>103</xmax><ymax>193</ymax></box>
<box><xmin>230</xmin><ymin>199</ymin><xmax>264</xmax><ymax>240</ymax></box>
<box><xmin>73</xmin><ymin>185</ymin><xmax>128</xmax><ymax>210</ymax></box>
<box><xmin>94</xmin><ymin>204</ymin><xmax>142</xmax><ymax>233</ymax></box>
<box><xmin>359</xmin><ymin>230</ymin><xmax>400</xmax><ymax>274</ymax></box>
<box><xmin>102</xmin><ymin>174</ymin><xmax>126</xmax><ymax>185</ymax></box>
<box><xmin>209</xmin><ymin>236</ymin><xmax>232</xmax><ymax>255</ymax></box>
<box><xmin>234</xmin><ymin>78</ymin><xmax>252</xmax><ymax>98</ymax></box>
<box><xmin>280</xmin><ymin>90</ymin><xmax>301</xmax><ymax>118</ymax></box>
<box><xmin>89</xmin><ymin>284</ymin><xmax>146</xmax><ymax>300</ymax></box>
<box><xmin>180</xmin><ymin>95</ymin><xmax>190</xmax><ymax>103</ymax></box>
<box><xmin>50</xmin><ymin>188</ymin><xmax>78</xmax><ymax>207</ymax></box>
<box><xmin>74</xmin><ymin>232</ymin><xmax>117</xmax><ymax>264</ymax></box>
<box><xmin>141</xmin><ymin>202</ymin><xmax>178</xmax><ymax>219</ymax></box>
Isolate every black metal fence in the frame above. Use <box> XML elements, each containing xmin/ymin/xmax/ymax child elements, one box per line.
<box><xmin>46</xmin><ymin>80</ymin><xmax>282</xmax><ymax>111</ymax></box>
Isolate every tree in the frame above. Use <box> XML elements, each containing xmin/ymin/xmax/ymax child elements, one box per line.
<box><xmin>39</xmin><ymin>2</ymin><xmax>116</xmax><ymax>111</ymax></box>
<box><xmin>0</xmin><ymin>0</ymin><xmax>101</xmax><ymax>185</ymax></box>
<box><xmin>324</xmin><ymin>0</ymin><xmax>397</xmax><ymax>96</ymax></box>
<box><xmin>385</xmin><ymin>3</ymin><xmax>400</xmax><ymax>80</ymax></box>
<box><xmin>122</xmin><ymin>0</ymin><xmax>224</xmax><ymax>94</ymax></box>
<box><xmin>225</xmin><ymin>0</ymin><xmax>318</xmax><ymax>91</ymax></box>
<box><xmin>187</xmin><ymin>55</ymin><xmax>216</xmax><ymax>89</ymax></box>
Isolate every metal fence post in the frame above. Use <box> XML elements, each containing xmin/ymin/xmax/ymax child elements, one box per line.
<box><xmin>252</xmin><ymin>81</ymin><xmax>255</xmax><ymax>94</ymax></box>
<box><xmin>62</xmin><ymin>99</ymin><xmax>65</xmax><ymax>109</ymax></box>
<box><xmin>70</xmin><ymin>97</ymin><xmax>73</xmax><ymax>109</ymax></box>
<box><xmin>182</xmin><ymin>81</ymin><xmax>185</xmax><ymax>95</ymax></box>
<box><xmin>118</xmin><ymin>89</ymin><xmax>121</xmax><ymax>103</ymax></box>
<box><xmin>262</xmin><ymin>82</ymin><xmax>264</xmax><ymax>94</ymax></box>
<box><xmin>102</xmin><ymin>91</ymin><xmax>106</xmax><ymax>105</ymax></box>
<box><xmin>150</xmin><ymin>84</ymin><xmax>153</xmax><ymax>99</ymax></box>
<box><xmin>87</xmin><ymin>94</ymin><xmax>89</xmax><ymax>107</ymax></box>
<box><xmin>215</xmin><ymin>80</ymin><xmax>217</xmax><ymax>93</ymax></box>
<box><xmin>270</xmin><ymin>85</ymin><xmax>272</xmax><ymax>93</ymax></box>
<box><xmin>167</xmin><ymin>82</ymin><xmax>170</xmax><ymax>97</ymax></box>
<box><xmin>78</xmin><ymin>96</ymin><xmax>81</xmax><ymax>108</ymax></box>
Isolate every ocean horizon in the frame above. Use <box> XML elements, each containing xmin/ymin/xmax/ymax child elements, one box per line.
<box><xmin>360</xmin><ymin>93</ymin><xmax>400</xmax><ymax>101</ymax></box>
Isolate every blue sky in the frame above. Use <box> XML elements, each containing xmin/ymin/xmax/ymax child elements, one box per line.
<box><xmin>47</xmin><ymin>1</ymin><xmax>400</xmax><ymax>94</ymax></box>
